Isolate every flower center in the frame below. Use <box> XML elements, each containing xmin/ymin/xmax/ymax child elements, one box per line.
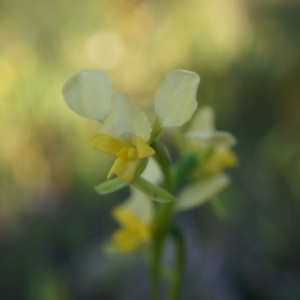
<box><xmin>116</xmin><ymin>146</ymin><xmax>138</xmax><ymax>161</ymax></box>
<box><xmin>89</xmin><ymin>133</ymin><xmax>155</xmax><ymax>181</ymax></box>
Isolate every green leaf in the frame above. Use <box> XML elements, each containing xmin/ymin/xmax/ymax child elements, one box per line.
<box><xmin>132</xmin><ymin>177</ymin><xmax>176</xmax><ymax>203</ymax></box>
<box><xmin>95</xmin><ymin>178</ymin><xmax>128</xmax><ymax>194</ymax></box>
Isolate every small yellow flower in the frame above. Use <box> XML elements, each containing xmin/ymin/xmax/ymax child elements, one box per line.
<box><xmin>176</xmin><ymin>106</ymin><xmax>238</xmax><ymax>211</ymax></box>
<box><xmin>62</xmin><ymin>69</ymin><xmax>200</xmax><ymax>182</ymax></box>
<box><xmin>186</xmin><ymin>106</ymin><xmax>236</xmax><ymax>149</ymax></box>
<box><xmin>204</xmin><ymin>148</ymin><xmax>237</xmax><ymax>175</ymax></box>
<box><xmin>186</xmin><ymin>105</ymin><xmax>237</xmax><ymax>174</ymax></box>
<box><xmin>111</xmin><ymin>187</ymin><xmax>154</xmax><ymax>252</ymax></box>
<box><xmin>112</xmin><ymin>206</ymin><xmax>152</xmax><ymax>252</ymax></box>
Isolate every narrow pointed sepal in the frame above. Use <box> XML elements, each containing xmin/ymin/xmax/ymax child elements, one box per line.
<box><xmin>95</xmin><ymin>177</ymin><xmax>128</xmax><ymax>195</ymax></box>
<box><xmin>132</xmin><ymin>177</ymin><xmax>176</xmax><ymax>203</ymax></box>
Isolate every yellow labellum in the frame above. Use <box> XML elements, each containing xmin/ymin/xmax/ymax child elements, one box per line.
<box><xmin>112</xmin><ymin>206</ymin><xmax>152</xmax><ymax>252</ymax></box>
<box><xmin>205</xmin><ymin>149</ymin><xmax>237</xmax><ymax>175</ymax></box>
<box><xmin>89</xmin><ymin>134</ymin><xmax>123</xmax><ymax>155</ymax></box>
<box><xmin>89</xmin><ymin>134</ymin><xmax>155</xmax><ymax>182</ymax></box>
<box><xmin>136</xmin><ymin>137</ymin><xmax>155</xmax><ymax>158</ymax></box>
<box><xmin>108</xmin><ymin>158</ymin><xmax>138</xmax><ymax>182</ymax></box>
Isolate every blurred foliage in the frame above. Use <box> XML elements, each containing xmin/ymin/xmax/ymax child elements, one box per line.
<box><xmin>1</xmin><ymin>0</ymin><xmax>300</xmax><ymax>299</ymax></box>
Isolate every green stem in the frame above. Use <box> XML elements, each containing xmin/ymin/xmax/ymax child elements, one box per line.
<box><xmin>150</xmin><ymin>141</ymin><xmax>175</xmax><ymax>300</ymax></box>
<box><xmin>152</xmin><ymin>141</ymin><xmax>174</xmax><ymax>193</ymax></box>
<box><xmin>210</xmin><ymin>196</ymin><xmax>227</xmax><ymax>220</ymax></box>
<box><xmin>151</xmin><ymin>202</ymin><xmax>174</xmax><ymax>300</ymax></box>
<box><xmin>149</xmin><ymin>118</ymin><xmax>162</xmax><ymax>144</ymax></box>
<box><xmin>168</xmin><ymin>226</ymin><xmax>185</xmax><ymax>300</ymax></box>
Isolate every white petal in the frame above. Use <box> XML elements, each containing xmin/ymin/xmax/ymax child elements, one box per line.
<box><xmin>100</xmin><ymin>91</ymin><xmax>152</xmax><ymax>142</ymax></box>
<box><xmin>62</xmin><ymin>69</ymin><xmax>112</xmax><ymax>122</ymax></box>
<box><xmin>188</xmin><ymin>106</ymin><xmax>215</xmax><ymax>133</ymax></box>
<box><xmin>124</xmin><ymin>187</ymin><xmax>155</xmax><ymax>223</ymax></box>
<box><xmin>185</xmin><ymin>131</ymin><xmax>236</xmax><ymax>147</ymax></box>
<box><xmin>154</xmin><ymin>69</ymin><xmax>200</xmax><ymax>128</ymax></box>
<box><xmin>141</xmin><ymin>158</ymin><xmax>162</xmax><ymax>185</ymax></box>
<box><xmin>176</xmin><ymin>174</ymin><xmax>230</xmax><ymax>212</ymax></box>
<box><xmin>210</xmin><ymin>132</ymin><xmax>237</xmax><ymax>147</ymax></box>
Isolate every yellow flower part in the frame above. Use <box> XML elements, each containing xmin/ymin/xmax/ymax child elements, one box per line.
<box><xmin>89</xmin><ymin>91</ymin><xmax>155</xmax><ymax>182</ymax></box>
<box><xmin>72</xmin><ymin>88</ymin><xmax>152</xmax><ymax>182</ymax></box>
<box><xmin>111</xmin><ymin>187</ymin><xmax>154</xmax><ymax>252</ymax></box>
<box><xmin>185</xmin><ymin>106</ymin><xmax>237</xmax><ymax>175</ymax></box>
<box><xmin>112</xmin><ymin>206</ymin><xmax>152</xmax><ymax>252</ymax></box>
<box><xmin>89</xmin><ymin>133</ymin><xmax>155</xmax><ymax>182</ymax></box>
<box><xmin>176</xmin><ymin>106</ymin><xmax>238</xmax><ymax>212</ymax></box>
<box><xmin>205</xmin><ymin>148</ymin><xmax>238</xmax><ymax>175</ymax></box>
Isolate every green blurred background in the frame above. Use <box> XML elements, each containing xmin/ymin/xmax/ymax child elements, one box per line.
<box><xmin>1</xmin><ymin>0</ymin><xmax>300</xmax><ymax>299</ymax></box>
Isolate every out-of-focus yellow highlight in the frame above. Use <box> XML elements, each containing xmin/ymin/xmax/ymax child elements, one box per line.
<box><xmin>111</xmin><ymin>205</ymin><xmax>152</xmax><ymax>252</ymax></box>
<box><xmin>205</xmin><ymin>149</ymin><xmax>238</xmax><ymax>175</ymax></box>
<box><xmin>0</xmin><ymin>58</ymin><xmax>16</xmax><ymax>95</ymax></box>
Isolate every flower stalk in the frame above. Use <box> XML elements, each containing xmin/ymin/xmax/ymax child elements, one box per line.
<box><xmin>151</xmin><ymin>140</ymin><xmax>182</xmax><ymax>300</ymax></box>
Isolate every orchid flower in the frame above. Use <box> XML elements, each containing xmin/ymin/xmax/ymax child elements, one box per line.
<box><xmin>175</xmin><ymin>106</ymin><xmax>237</xmax><ymax>211</ymax></box>
<box><xmin>62</xmin><ymin>69</ymin><xmax>200</xmax><ymax>183</ymax></box>
<box><xmin>185</xmin><ymin>106</ymin><xmax>236</xmax><ymax>148</ymax></box>
<box><xmin>110</xmin><ymin>158</ymin><xmax>161</xmax><ymax>252</ymax></box>
<box><xmin>185</xmin><ymin>106</ymin><xmax>237</xmax><ymax>175</ymax></box>
<box><xmin>61</xmin><ymin>68</ymin><xmax>240</xmax><ymax>299</ymax></box>
<box><xmin>111</xmin><ymin>187</ymin><xmax>155</xmax><ymax>252</ymax></box>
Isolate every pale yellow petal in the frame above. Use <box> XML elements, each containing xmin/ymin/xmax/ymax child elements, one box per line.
<box><xmin>154</xmin><ymin>69</ymin><xmax>200</xmax><ymax>128</ymax></box>
<box><xmin>111</xmin><ymin>205</ymin><xmax>138</xmax><ymax>227</ymax></box>
<box><xmin>112</xmin><ymin>228</ymin><xmax>141</xmax><ymax>252</ymax></box>
<box><xmin>62</xmin><ymin>69</ymin><xmax>112</xmax><ymax>122</ymax></box>
<box><xmin>116</xmin><ymin>147</ymin><xmax>130</xmax><ymax>159</ymax></box>
<box><xmin>136</xmin><ymin>137</ymin><xmax>155</xmax><ymax>158</ymax></box>
<box><xmin>185</xmin><ymin>131</ymin><xmax>236</xmax><ymax>148</ymax></box>
<box><xmin>111</xmin><ymin>203</ymin><xmax>153</xmax><ymax>252</ymax></box>
<box><xmin>89</xmin><ymin>134</ymin><xmax>123</xmax><ymax>155</ymax></box>
<box><xmin>188</xmin><ymin>106</ymin><xmax>215</xmax><ymax>133</ymax></box>
<box><xmin>141</xmin><ymin>157</ymin><xmax>162</xmax><ymax>185</ymax></box>
<box><xmin>185</xmin><ymin>106</ymin><xmax>237</xmax><ymax>148</ymax></box>
<box><xmin>100</xmin><ymin>92</ymin><xmax>152</xmax><ymax>142</ymax></box>
<box><xmin>205</xmin><ymin>149</ymin><xmax>238</xmax><ymax>175</ymax></box>
<box><xmin>118</xmin><ymin>160</ymin><xmax>139</xmax><ymax>182</ymax></box>
<box><xmin>211</xmin><ymin>132</ymin><xmax>237</xmax><ymax>147</ymax></box>
<box><xmin>123</xmin><ymin>187</ymin><xmax>155</xmax><ymax>223</ymax></box>
<box><xmin>128</xmin><ymin>147</ymin><xmax>138</xmax><ymax>160</ymax></box>
<box><xmin>176</xmin><ymin>174</ymin><xmax>230</xmax><ymax>212</ymax></box>
<box><xmin>108</xmin><ymin>157</ymin><xmax>138</xmax><ymax>182</ymax></box>
<box><xmin>107</xmin><ymin>157</ymin><xmax>126</xmax><ymax>180</ymax></box>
